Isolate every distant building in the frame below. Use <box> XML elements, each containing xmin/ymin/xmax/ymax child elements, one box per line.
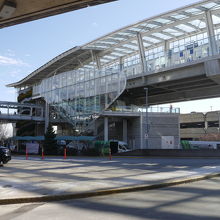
<box><xmin>180</xmin><ymin>111</ymin><xmax>220</xmax><ymax>140</ymax></box>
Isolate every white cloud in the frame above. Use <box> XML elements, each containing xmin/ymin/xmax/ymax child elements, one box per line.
<box><xmin>6</xmin><ymin>49</ymin><xmax>15</xmax><ymax>57</ymax></box>
<box><xmin>7</xmin><ymin>88</ymin><xmax>16</xmax><ymax>94</ymax></box>
<box><xmin>92</xmin><ymin>22</ymin><xmax>98</xmax><ymax>27</ymax></box>
<box><xmin>0</xmin><ymin>55</ymin><xmax>29</xmax><ymax>66</ymax></box>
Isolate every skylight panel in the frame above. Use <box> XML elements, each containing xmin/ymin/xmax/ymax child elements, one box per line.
<box><xmin>212</xmin><ymin>15</ymin><xmax>220</xmax><ymax>25</ymax></box>
<box><xmin>146</xmin><ymin>23</ymin><xmax>159</xmax><ymax>29</ymax></box>
<box><xmin>184</xmin><ymin>8</ymin><xmax>202</xmax><ymax>15</ymax></box>
<box><xmin>143</xmin><ymin>42</ymin><xmax>151</xmax><ymax>47</ymax></box>
<box><xmin>104</xmin><ymin>55</ymin><xmax>117</xmax><ymax>59</ymax></box>
<box><xmin>175</xmin><ymin>24</ymin><xmax>196</xmax><ymax>32</ymax></box>
<box><xmin>130</xmin><ymin>27</ymin><xmax>143</xmax><ymax>32</ymax></box>
<box><xmin>163</xmin><ymin>28</ymin><xmax>184</xmax><ymax>37</ymax></box>
<box><xmin>188</xmin><ymin>20</ymin><xmax>206</xmax><ymax>29</ymax></box>
<box><xmin>170</xmin><ymin>13</ymin><xmax>188</xmax><ymax>20</ymax></box>
<box><xmin>114</xmin><ymin>48</ymin><xmax>132</xmax><ymax>52</ymax></box>
<box><xmin>93</xmin><ymin>44</ymin><xmax>109</xmax><ymax>49</ymax></box>
<box><xmin>100</xmin><ymin>59</ymin><xmax>110</xmax><ymax>63</ymax></box>
<box><xmin>111</xmin><ymin>52</ymin><xmax>124</xmax><ymax>57</ymax></box>
<box><xmin>111</xmin><ymin>36</ymin><xmax>125</xmax><ymax>41</ymax></box>
<box><xmin>154</xmin><ymin>18</ymin><xmax>172</xmax><ymax>24</ymax></box>
<box><xmin>100</xmin><ymin>41</ymin><xmax>116</xmax><ymax>45</ymax></box>
<box><xmin>123</xmin><ymin>44</ymin><xmax>138</xmax><ymax>50</ymax></box>
<box><xmin>152</xmin><ymin>33</ymin><xmax>172</xmax><ymax>40</ymax></box>
<box><xmin>117</xmin><ymin>32</ymin><xmax>131</xmax><ymax>36</ymax></box>
<box><xmin>143</xmin><ymin>36</ymin><xmax>160</xmax><ymax>43</ymax></box>
<box><xmin>201</xmin><ymin>2</ymin><xmax>217</xmax><ymax>10</ymax></box>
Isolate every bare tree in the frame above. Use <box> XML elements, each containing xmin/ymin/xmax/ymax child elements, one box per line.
<box><xmin>0</xmin><ymin>123</ymin><xmax>12</xmax><ymax>142</ymax></box>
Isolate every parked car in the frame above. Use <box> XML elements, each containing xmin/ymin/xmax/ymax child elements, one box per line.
<box><xmin>0</xmin><ymin>146</ymin><xmax>11</xmax><ymax>164</ymax></box>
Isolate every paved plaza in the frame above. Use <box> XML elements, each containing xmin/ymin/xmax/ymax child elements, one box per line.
<box><xmin>0</xmin><ymin>156</ymin><xmax>220</xmax><ymax>202</ymax></box>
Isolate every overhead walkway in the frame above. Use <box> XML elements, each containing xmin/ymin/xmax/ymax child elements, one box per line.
<box><xmin>0</xmin><ymin>101</ymin><xmax>44</xmax><ymax>122</ymax></box>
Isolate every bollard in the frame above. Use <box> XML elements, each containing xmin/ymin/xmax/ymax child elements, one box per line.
<box><xmin>26</xmin><ymin>147</ymin><xmax>28</xmax><ymax>160</ymax></box>
<box><xmin>64</xmin><ymin>148</ymin><xmax>67</xmax><ymax>159</ymax></box>
<box><xmin>42</xmin><ymin>148</ymin><xmax>44</xmax><ymax>160</ymax></box>
<box><xmin>109</xmin><ymin>148</ymin><xmax>112</xmax><ymax>160</ymax></box>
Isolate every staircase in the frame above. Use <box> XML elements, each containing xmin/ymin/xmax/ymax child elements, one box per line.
<box><xmin>45</xmin><ymin>69</ymin><xmax>127</xmax><ymax>134</ymax></box>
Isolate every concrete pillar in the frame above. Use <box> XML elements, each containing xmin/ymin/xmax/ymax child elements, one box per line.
<box><xmin>44</xmin><ymin>103</ymin><xmax>49</xmax><ymax>133</ymax></box>
<box><xmin>104</xmin><ymin>117</ymin><xmax>108</xmax><ymax>142</ymax></box>
<box><xmin>140</xmin><ymin>114</ymin><xmax>144</xmax><ymax>149</ymax></box>
<box><xmin>205</xmin><ymin>10</ymin><xmax>218</xmax><ymax>56</ymax></box>
<box><xmin>123</xmin><ymin>119</ymin><xmax>128</xmax><ymax>143</ymax></box>
<box><xmin>137</xmin><ymin>32</ymin><xmax>147</xmax><ymax>74</ymax></box>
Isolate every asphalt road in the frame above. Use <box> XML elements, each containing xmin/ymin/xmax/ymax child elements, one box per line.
<box><xmin>0</xmin><ymin>177</ymin><xmax>220</xmax><ymax>220</ymax></box>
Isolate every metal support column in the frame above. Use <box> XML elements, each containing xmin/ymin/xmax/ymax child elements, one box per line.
<box><xmin>44</xmin><ymin>103</ymin><xmax>49</xmax><ymax>133</ymax></box>
<box><xmin>104</xmin><ymin>117</ymin><xmax>108</xmax><ymax>142</ymax></box>
<box><xmin>123</xmin><ymin>119</ymin><xmax>128</xmax><ymax>143</ymax></box>
<box><xmin>95</xmin><ymin>55</ymin><xmax>101</xmax><ymax>70</ymax></box>
<box><xmin>144</xmin><ymin>88</ymin><xmax>149</xmax><ymax>149</ymax></box>
<box><xmin>205</xmin><ymin>10</ymin><xmax>218</xmax><ymax>56</ymax></box>
<box><xmin>140</xmin><ymin>114</ymin><xmax>144</xmax><ymax>149</ymax></box>
<box><xmin>119</xmin><ymin>57</ymin><xmax>123</xmax><ymax>71</ymax></box>
<box><xmin>137</xmin><ymin>32</ymin><xmax>147</xmax><ymax>81</ymax></box>
<box><xmin>164</xmin><ymin>40</ymin><xmax>170</xmax><ymax>67</ymax></box>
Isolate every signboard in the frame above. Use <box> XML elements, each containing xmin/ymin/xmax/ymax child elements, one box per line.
<box><xmin>26</xmin><ymin>143</ymin><xmax>39</xmax><ymax>154</ymax></box>
<box><xmin>144</xmin><ymin>133</ymin><xmax>148</xmax><ymax>139</ymax></box>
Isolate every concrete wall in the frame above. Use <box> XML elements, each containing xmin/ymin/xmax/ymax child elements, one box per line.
<box><xmin>147</xmin><ymin>113</ymin><xmax>180</xmax><ymax>149</ymax></box>
<box><xmin>95</xmin><ymin>113</ymin><xmax>180</xmax><ymax>150</ymax></box>
<box><xmin>111</xmin><ymin>113</ymin><xmax>180</xmax><ymax>150</ymax></box>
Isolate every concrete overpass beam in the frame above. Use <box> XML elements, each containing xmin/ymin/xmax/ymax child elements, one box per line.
<box><xmin>205</xmin><ymin>10</ymin><xmax>218</xmax><ymax>56</ymax></box>
<box><xmin>205</xmin><ymin>59</ymin><xmax>220</xmax><ymax>84</ymax></box>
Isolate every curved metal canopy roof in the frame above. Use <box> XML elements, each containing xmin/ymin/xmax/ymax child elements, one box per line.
<box><xmin>8</xmin><ymin>0</ymin><xmax>220</xmax><ymax>88</ymax></box>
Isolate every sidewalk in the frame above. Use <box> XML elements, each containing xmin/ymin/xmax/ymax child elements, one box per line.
<box><xmin>0</xmin><ymin>156</ymin><xmax>220</xmax><ymax>204</ymax></box>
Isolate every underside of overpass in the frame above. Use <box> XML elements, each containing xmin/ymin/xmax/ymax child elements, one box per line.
<box><xmin>121</xmin><ymin>57</ymin><xmax>220</xmax><ymax>106</ymax></box>
<box><xmin>0</xmin><ymin>0</ymin><xmax>116</xmax><ymax>28</ymax></box>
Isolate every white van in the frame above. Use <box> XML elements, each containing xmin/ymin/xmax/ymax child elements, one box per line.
<box><xmin>109</xmin><ymin>140</ymin><xmax>130</xmax><ymax>154</ymax></box>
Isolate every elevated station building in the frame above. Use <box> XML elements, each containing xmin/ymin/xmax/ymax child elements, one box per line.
<box><xmin>8</xmin><ymin>0</ymin><xmax>220</xmax><ymax>149</ymax></box>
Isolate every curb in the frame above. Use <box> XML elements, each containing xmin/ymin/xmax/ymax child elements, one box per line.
<box><xmin>1</xmin><ymin>172</ymin><xmax>220</xmax><ymax>205</ymax></box>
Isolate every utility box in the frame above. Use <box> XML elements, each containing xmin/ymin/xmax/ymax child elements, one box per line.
<box><xmin>161</xmin><ymin>136</ymin><xmax>175</xmax><ymax>149</ymax></box>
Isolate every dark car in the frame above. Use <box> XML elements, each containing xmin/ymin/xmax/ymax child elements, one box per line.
<box><xmin>0</xmin><ymin>146</ymin><xmax>11</xmax><ymax>164</ymax></box>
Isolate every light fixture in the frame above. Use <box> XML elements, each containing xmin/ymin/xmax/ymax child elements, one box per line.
<box><xmin>0</xmin><ymin>0</ymin><xmax>16</xmax><ymax>19</ymax></box>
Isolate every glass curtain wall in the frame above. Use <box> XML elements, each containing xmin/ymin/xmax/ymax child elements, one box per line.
<box><xmin>34</xmin><ymin>68</ymin><xmax>126</xmax><ymax>130</ymax></box>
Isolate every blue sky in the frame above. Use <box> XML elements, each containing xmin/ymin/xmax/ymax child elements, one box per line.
<box><xmin>1</xmin><ymin>0</ymin><xmax>220</xmax><ymax>113</ymax></box>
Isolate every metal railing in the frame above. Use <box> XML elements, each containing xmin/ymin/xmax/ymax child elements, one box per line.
<box><xmin>106</xmin><ymin>106</ymin><xmax>180</xmax><ymax>114</ymax></box>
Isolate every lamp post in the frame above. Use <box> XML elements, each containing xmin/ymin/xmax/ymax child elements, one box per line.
<box><xmin>144</xmin><ymin>88</ymin><xmax>149</xmax><ymax>149</ymax></box>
